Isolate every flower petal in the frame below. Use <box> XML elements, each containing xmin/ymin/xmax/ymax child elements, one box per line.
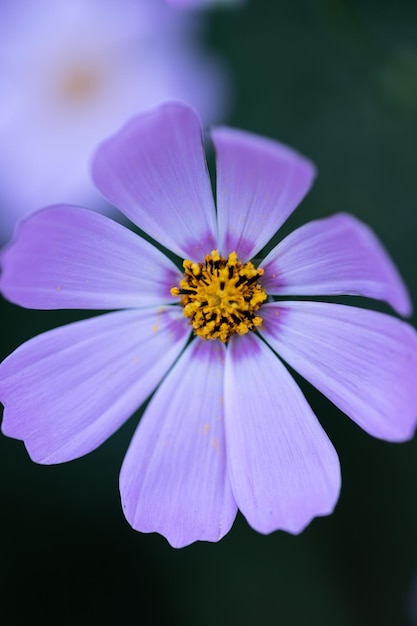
<box><xmin>212</xmin><ymin>127</ymin><xmax>316</xmax><ymax>261</ymax></box>
<box><xmin>120</xmin><ymin>339</ymin><xmax>237</xmax><ymax>548</ymax></box>
<box><xmin>260</xmin><ymin>213</ymin><xmax>412</xmax><ymax>316</ymax></box>
<box><xmin>92</xmin><ymin>101</ymin><xmax>218</xmax><ymax>262</ymax></box>
<box><xmin>260</xmin><ymin>301</ymin><xmax>417</xmax><ymax>441</ymax></box>
<box><xmin>224</xmin><ymin>332</ymin><xmax>340</xmax><ymax>535</ymax></box>
<box><xmin>0</xmin><ymin>206</ymin><xmax>182</xmax><ymax>310</ymax></box>
<box><xmin>0</xmin><ymin>307</ymin><xmax>190</xmax><ymax>463</ymax></box>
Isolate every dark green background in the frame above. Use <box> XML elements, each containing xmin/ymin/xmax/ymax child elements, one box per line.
<box><xmin>1</xmin><ymin>0</ymin><xmax>417</xmax><ymax>624</ymax></box>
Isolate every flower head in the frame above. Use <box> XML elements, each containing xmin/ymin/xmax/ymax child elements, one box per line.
<box><xmin>0</xmin><ymin>0</ymin><xmax>228</xmax><ymax>242</ymax></box>
<box><xmin>1</xmin><ymin>102</ymin><xmax>417</xmax><ymax>548</ymax></box>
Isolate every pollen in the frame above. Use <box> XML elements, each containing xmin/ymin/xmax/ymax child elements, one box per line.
<box><xmin>171</xmin><ymin>250</ymin><xmax>267</xmax><ymax>342</ymax></box>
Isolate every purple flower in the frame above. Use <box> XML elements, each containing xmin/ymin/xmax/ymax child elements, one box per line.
<box><xmin>0</xmin><ymin>0</ymin><xmax>228</xmax><ymax>242</ymax></box>
<box><xmin>1</xmin><ymin>101</ymin><xmax>417</xmax><ymax>548</ymax></box>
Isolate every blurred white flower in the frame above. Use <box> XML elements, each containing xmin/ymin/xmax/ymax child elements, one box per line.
<box><xmin>0</xmin><ymin>0</ymin><xmax>230</xmax><ymax>242</ymax></box>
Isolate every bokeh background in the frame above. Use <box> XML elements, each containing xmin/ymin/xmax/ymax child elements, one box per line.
<box><xmin>1</xmin><ymin>0</ymin><xmax>417</xmax><ymax>624</ymax></box>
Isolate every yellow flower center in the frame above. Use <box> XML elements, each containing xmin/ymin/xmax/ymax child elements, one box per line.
<box><xmin>56</xmin><ymin>62</ymin><xmax>104</xmax><ymax>105</ymax></box>
<box><xmin>171</xmin><ymin>250</ymin><xmax>267</xmax><ymax>343</ymax></box>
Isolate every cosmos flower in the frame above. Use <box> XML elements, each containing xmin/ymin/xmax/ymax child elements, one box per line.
<box><xmin>1</xmin><ymin>101</ymin><xmax>417</xmax><ymax>548</ymax></box>
<box><xmin>0</xmin><ymin>0</ymin><xmax>228</xmax><ymax>242</ymax></box>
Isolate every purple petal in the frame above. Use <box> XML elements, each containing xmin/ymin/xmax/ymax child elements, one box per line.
<box><xmin>224</xmin><ymin>332</ymin><xmax>340</xmax><ymax>535</ymax></box>
<box><xmin>120</xmin><ymin>339</ymin><xmax>237</xmax><ymax>548</ymax></box>
<box><xmin>260</xmin><ymin>301</ymin><xmax>417</xmax><ymax>441</ymax></box>
<box><xmin>0</xmin><ymin>307</ymin><xmax>190</xmax><ymax>463</ymax></box>
<box><xmin>212</xmin><ymin>127</ymin><xmax>316</xmax><ymax>261</ymax></box>
<box><xmin>260</xmin><ymin>213</ymin><xmax>412</xmax><ymax>316</ymax></box>
<box><xmin>92</xmin><ymin>101</ymin><xmax>218</xmax><ymax>262</ymax></box>
<box><xmin>1</xmin><ymin>206</ymin><xmax>182</xmax><ymax>310</ymax></box>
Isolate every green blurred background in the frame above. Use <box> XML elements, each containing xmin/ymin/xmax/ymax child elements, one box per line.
<box><xmin>1</xmin><ymin>0</ymin><xmax>417</xmax><ymax>624</ymax></box>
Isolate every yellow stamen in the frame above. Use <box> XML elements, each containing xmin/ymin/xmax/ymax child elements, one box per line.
<box><xmin>171</xmin><ymin>250</ymin><xmax>267</xmax><ymax>342</ymax></box>
<box><xmin>57</xmin><ymin>63</ymin><xmax>103</xmax><ymax>104</ymax></box>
